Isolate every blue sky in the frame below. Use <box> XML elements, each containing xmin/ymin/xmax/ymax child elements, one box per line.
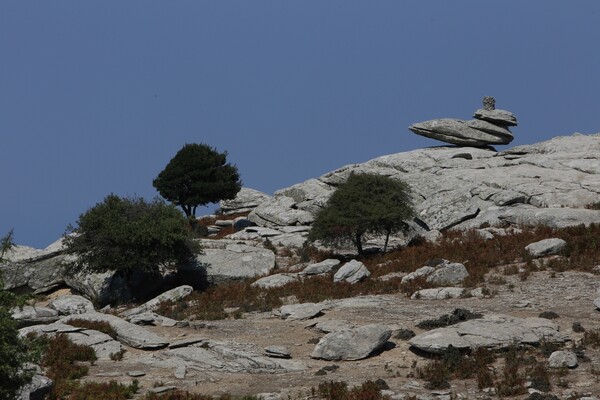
<box><xmin>1</xmin><ymin>1</ymin><xmax>599</xmax><ymax>248</ymax></box>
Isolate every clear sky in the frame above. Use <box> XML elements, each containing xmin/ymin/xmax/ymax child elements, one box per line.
<box><xmin>2</xmin><ymin>1</ymin><xmax>599</xmax><ymax>248</ymax></box>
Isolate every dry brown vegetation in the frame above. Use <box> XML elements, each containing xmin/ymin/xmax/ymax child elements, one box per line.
<box><xmin>157</xmin><ymin>223</ymin><xmax>600</xmax><ymax>322</ymax></box>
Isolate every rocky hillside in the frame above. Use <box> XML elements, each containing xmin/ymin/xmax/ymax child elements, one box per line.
<box><xmin>5</xmin><ymin>132</ymin><xmax>600</xmax><ymax>399</ymax></box>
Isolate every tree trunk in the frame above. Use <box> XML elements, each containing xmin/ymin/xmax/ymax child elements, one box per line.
<box><xmin>181</xmin><ymin>205</ymin><xmax>192</xmax><ymax>218</ymax></box>
<box><xmin>355</xmin><ymin>231</ymin><xmax>364</xmax><ymax>255</ymax></box>
<box><xmin>383</xmin><ymin>229</ymin><xmax>391</xmax><ymax>253</ymax></box>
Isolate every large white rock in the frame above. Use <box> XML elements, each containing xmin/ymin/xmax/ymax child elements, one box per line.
<box><xmin>525</xmin><ymin>238</ymin><xmax>567</xmax><ymax>258</ymax></box>
<box><xmin>193</xmin><ymin>243</ymin><xmax>276</xmax><ymax>285</ymax></box>
<box><xmin>251</xmin><ymin>273</ymin><xmax>298</xmax><ymax>289</ymax></box>
<box><xmin>333</xmin><ymin>260</ymin><xmax>370</xmax><ymax>284</ymax></box>
<box><xmin>48</xmin><ymin>295</ymin><xmax>95</xmax><ymax>315</ymax></box>
<box><xmin>311</xmin><ymin>324</ymin><xmax>392</xmax><ymax>361</ymax></box>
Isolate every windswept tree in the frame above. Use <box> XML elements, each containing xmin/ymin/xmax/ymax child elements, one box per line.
<box><xmin>153</xmin><ymin>143</ymin><xmax>242</xmax><ymax>218</ymax></box>
<box><xmin>308</xmin><ymin>173</ymin><xmax>415</xmax><ymax>255</ymax></box>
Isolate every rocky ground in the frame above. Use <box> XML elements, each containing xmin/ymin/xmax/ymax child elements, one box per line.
<box><xmin>21</xmin><ymin>263</ymin><xmax>600</xmax><ymax>400</ymax></box>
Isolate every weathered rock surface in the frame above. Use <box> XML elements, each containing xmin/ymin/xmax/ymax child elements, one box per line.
<box><xmin>248</xmin><ymin>196</ymin><xmax>314</xmax><ymax>228</ymax></box>
<box><xmin>154</xmin><ymin>339</ymin><xmax>304</xmax><ymax>373</ymax></box>
<box><xmin>300</xmin><ymin>259</ymin><xmax>341</xmax><ymax>276</ymax></box>
<box><xmin>47</xmin><ymin>295</ymin><xmax>95</xmax><ymax>315</ymax></box>
<box><xmin>251</xmin><ymin>273</ymin><xmax>298</xmax><ymax>289</ymax></box>
<box><xmin>409</xmin><ymin>314</ymin><xmax>568</xmax><ymax>354</ymax></box>
<box><xmin>61</xmin><ymin>312</ymin><xmax>169</xmax><ymax>350</ymax></box>
<box><xmin>17</xmin><ymin>364</ymin><xmax>53</xmax><ymax>400</ymax></box>
<box><xmin>191</xmin><ymin>242</ymin><xmax>276</xmax><ymax>285</ymax></box>
<box><xmin>311</xmin><ymin>324</ymin><xmax>392</xmax><ymax>361</ymax></box>
<box><xmin>473</xmin><ymin>108</ymin><xmax>518</xmax><ymax>126</ymax></box>
<box><xmin>426</xmin><ymin>262</ymin><xmax>468</xmax><ymax>286</ymax></box>
<box><xmin>63</xmin><ymin>269</ymin><xmax>133</xmax><ymax>307</ymax></box>
<box><xmin>245</xmin><ymin>133</ymin><xmax>600</xmax><ymax>235</ymax></box>
<box><xmin>411</xmin><ymin>287</ymin><xmax>468</xmax><ymax>300</ymax></box>
<box><xmin>11</xmin><ymin>306</ymin><xmax>59</xmax><ymax>327</ymax></box>
<box><xmin>333</xmin><ymin>260</ymin><xmax>370</xmax><ymax>284</ymax></box>
<box><xmin>120</xmin><ymin>285</ymin><xmax>193</xmax><ymax>318</ymax></box>
<box><xmin>548</xmin><ymin>350</ymin><xmax>578</xmax><ymax>368</ymax></box>
<box><xmin>1</xmin><ymin>254</ymin><xmax>67</xmax><ymax>293</ymax></box>
<box><xmin>525</xmin><ymin>238</ymin><xmax>567</xmax><ymax>258</ymax></box>
<box><xmin>278</xmin><ymin>303</ymin><xmax>325</xmax><ymax>321</ymax></box>
<box><xmin>264</xmin><ymin>345</ymin><xmax>291</xmax><ymax>359</ymax></box>
<box><xmin>20</xmin><ymin>322</ymin><xmax>122</xmax><ymax>360</ymax></box>
<box><xmin>219</xmin><ymin>188</ymin><xmax>271</xmax><ymax>215</ymax></box>
<box><xmin>409</xmin><ymin>118</ymin><xmax>513</xmax><ymax>147</ymax></box>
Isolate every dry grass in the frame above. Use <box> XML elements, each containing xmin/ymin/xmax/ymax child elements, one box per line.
<box><xmin>157</xmin><ymin>224</ymin><xmax>600</xmax><ymax>321</ymax></box>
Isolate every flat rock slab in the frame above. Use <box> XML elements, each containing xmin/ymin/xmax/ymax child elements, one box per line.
<box><xmin>120</xmin><ymin>285</ymin><xmax>193</xmax><ymax>318</ymax></box>
<box><xmin>300</xmin><ymin>259</ymin><xmax>341</xmax><ymax>276</ymax></box>
<box><xmin>409</xmin><ymin>314</ymin><xmax>569</xmax><ymax>354</ymax></box>
<box><xmin>279</xmin><ymin>303</ymin><xmax>325</xmax><ymax>321</ymax></box>
<box><xmin>251</xmin><ymin>273</ymin><xmax>298</xmax><ymax>289</ymax></box>
<box><xmin>264</xmin><ymin>345</ymin><xmax>291</xmax><ymax>359</ymax></box>
<box><xmin>311</xmin><ymin>324</ymin><xmax>392</xmax><ymax>361</ymax></box>
<box><xmin>20</xmin><ymin>322</ymin><xmax>122</xmax><ymax>360</ymax></box>
<box><xmin>61</xmin><ymin>312</ymin><xmax>169</xmax><ymax>350</ymax></box>
<box><xmin>157</xmin><ymin>340</ymin><xmax>304</xmax><ymax>373</ymax></box>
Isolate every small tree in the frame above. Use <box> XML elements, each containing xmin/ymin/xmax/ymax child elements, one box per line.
<box><xmin>153</xmin><ymin>143</ymin><xmax>242</xmax><ymax>218</ymax></box>
<box><xmin>64</xmin><ymin>195</ymin><xmax>201</xmax><ymax>281</ymax></box>
<box><xmin>308</xmin><ymin>173</ymin><xmax>415</xmax><ymax>255</ymax></box>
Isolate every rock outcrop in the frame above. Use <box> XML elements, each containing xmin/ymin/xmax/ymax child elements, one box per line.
<box><xmin>310</xmin><ymin>324</ymin><xmax>392</xmax><ymax>361</ymax></box>
<box><xmin>409</xmin><ymin>97</ymin><xmax>516</xmax><ymax>147</ymax></box>
<box><xmin>242</xmin><ymin>133</ymin><xmax>600</xmax><ymax>239</ymax></box>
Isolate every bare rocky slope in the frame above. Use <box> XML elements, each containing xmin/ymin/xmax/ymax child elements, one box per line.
<box><xmin>5</xmin><ymin>132</ymin><xmax>600</xmax><ymax>399</ymax></box>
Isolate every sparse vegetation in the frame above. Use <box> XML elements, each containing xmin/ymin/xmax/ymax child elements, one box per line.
<box><xmin>67</xmin><ymin>318</ymin><xmax>118</xmax><ymax>339</ymax></box>
<box><xmin>313</xmin><ymin>380</ymin><xmax>391</xmax><ymax>400</ymax></box>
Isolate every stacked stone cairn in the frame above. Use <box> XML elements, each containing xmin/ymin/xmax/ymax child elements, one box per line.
<box><xmin>409</xmin><ymin>96</ymin><xmax>517</xmax><ymax>147</ymax></box>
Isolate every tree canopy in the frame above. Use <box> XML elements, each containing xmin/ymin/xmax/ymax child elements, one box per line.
<box><xmin>64</xmin><ymin>194</ymin><xmax>201</xmax><ymax>278</ymax></box>
<box><xmin>153</xmin><ymin>143</ymin><xmax>242</xmax><ymax>218</ymax></box>
<box><xmin>308</xmin><ymin>173</ymin><xmax>415</xmax><ymax>255</ymax></box>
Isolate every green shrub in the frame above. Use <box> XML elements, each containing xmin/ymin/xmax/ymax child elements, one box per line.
<box><xmin>308</xmin><ymin>173</ymin><xmax>414</xmax><ymax>255</ymax></box>
<box><xmin>64</xmin><ymin>194</ymin><xmax>201</xmax><ymax>280</ymax></box>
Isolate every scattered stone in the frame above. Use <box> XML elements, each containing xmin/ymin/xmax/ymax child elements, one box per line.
<box><xmin>525</xmin><ymin>238</ymin><xmax>567</xmax><ymax>258</ymax></box>
<box><xmin>251</xmin><ymin>273</ymin><xmax>298</xmax><ymax>289</ymax></box>
<box><xmin>426</xmin><ymin>262</ymin><xmax>469</xmax><ymax>286</ymax></box>
<box><xmin>573</xmin><ymin>322</ymin><xmax>585</xmax><ymax>333</ymax></box>
<box><xmin>416</xmin><ymin>308</ymin><xmax>482</xmax><ymax>330</ymax></box>
<box><xmin>174</xmin><ymin>364</ymin><xmax>187</xmax><ymax>379</ymax></box>
<box><xmin>47</xmin><ymin>295</ymin><xmax>95</xmax><ymax>315</ymax></box>
<box><xmin>538</xmin><ymin>311</ymin><xmax>560</xmax><ymax>320</ymax></box>
<box><xmin>401</xmin><ymin>266</ymin><xmax>436</xmax><ymax>283</ymax></box>
<box><xmin>168</xmin><ymin>337</ymin><xmax>206</xmax><ymax>349</ymax></box>
<box><xmin>377</xmin><ymin>271</ymin><xmax>406</xmax><ymax>282</ymax></box>
<box><xmin>150</xmin><ymin>386</ymin><xmax>178</xmax><ymax>394</ymax></box>
<box><xmin>411</xmin><ymin>287</ymin><xmax>469</xmax><ymax>300</ymax></box>
<box><xmin>279</xmin><ymin>303</ymin><xmax>325</xmax><ymax>321</ymax></box>
<box><xmin>311</xmin><ymin>324</ymin><xmax>392</xmax><ymax>361</ymax></box>
<box><xmin>333</xmin><ymin>260</ymin><xmax>370</xmax><ymax>284</ymax></box>
<box><xmin>127</xmin><ymin>371</ymin><xmax>146</xmax><ymax>377</ymax></box>
<box><xmin>548</xmin><ymin>350</ymin><xmax>578</xmax><ymax>369</ymax></box>
<box><xmin>394</xmin><ymin>329</ymin><xmax>416</xmax><ymax>341</ymax></box>
<box><xmin>300</xmin><ymin>259</ymin><xmax>341</xmax><ymax>276</ymax></box>
<box><xmin>264</xmin><ymin>345</ymin><xmax>291</xmax><ymax>359</ymax></box>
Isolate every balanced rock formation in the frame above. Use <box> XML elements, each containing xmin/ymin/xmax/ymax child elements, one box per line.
<box><xmin>409</xmin><ymin>96</ymin><xmax>516</xmax><ymax>147</ymax></box>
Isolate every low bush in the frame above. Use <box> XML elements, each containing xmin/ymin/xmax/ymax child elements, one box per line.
<box><xmin>314</xmin><ymin>380</ymin><xmax>390</xmax><ymax>400</ymax></box>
